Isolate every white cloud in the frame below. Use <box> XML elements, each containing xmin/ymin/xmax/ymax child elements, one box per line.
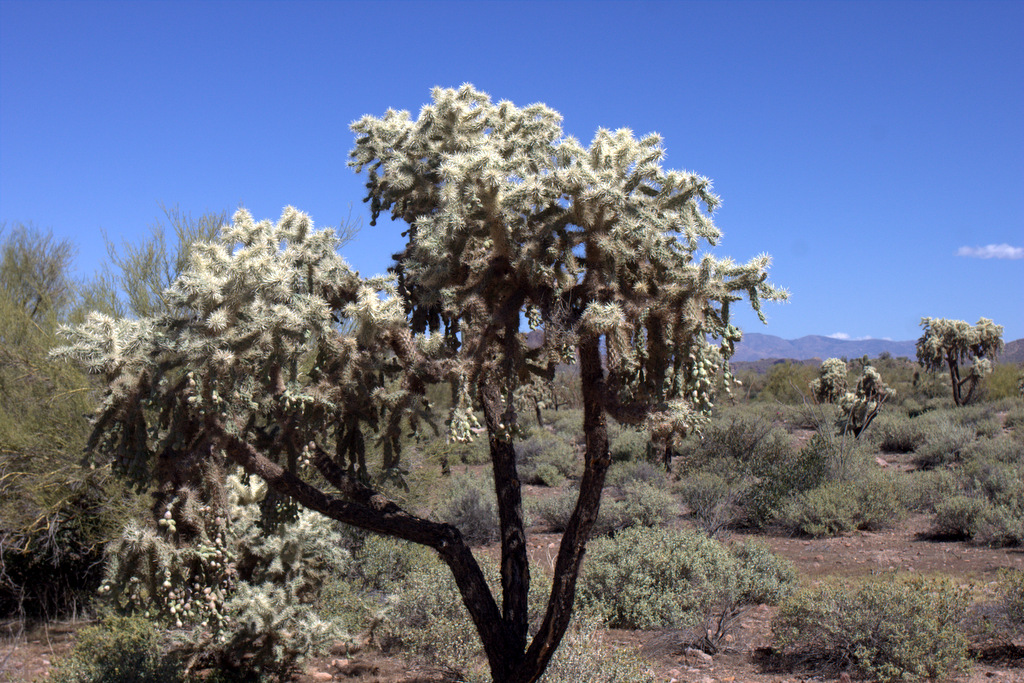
<box><xmin>956</xmin><ymin>244</ymin><xmax>1024</xmax><ymax>259</ymax></box>
<box><xmin>828</xmin><ymin>332</ymin><xmax>851</xmax><ymax>340</ymax></box>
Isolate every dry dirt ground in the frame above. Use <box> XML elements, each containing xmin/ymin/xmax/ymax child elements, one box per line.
<box><xmin>5</xmin><ymin>447</ymin><xmax>1024</xmax><ymax>683</ymax></box>
<box><xmin>4</xmin><ymin>513</ymin><xmax>1023</xmax><ymax>683</ymax></box>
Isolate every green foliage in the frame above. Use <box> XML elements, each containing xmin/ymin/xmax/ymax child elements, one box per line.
<box><xmin>915</xmin><ymin>416</ymin><xmax>977</xmax><ymax>467</ymax></box>
<box><xmin>777</xmin><ymin>483</ymin><xmax>857</xmax><ymax>537</ymax></box>
<box><xmin>49</xmin><ymin>615</ymin><xmax>181</xmax><ymax>683</ymax></box>
<box><xmin>1000</xmin><ymin>569</ymin><xmax>1024</xmax><ymax>629</ymax></box>
<box><xmin>539</xmin><ymin>614</ymin><xmax>657</xmax><ymax>683</ymax></box>
<box><xmin>871</xmin><ymin>412</ymin><xmax>925</xmax><ymax>453</ymax></box>
<box><xmin>530</xmin><ymin>481</ymin><xmax>674</xmax><ymax>537</ymax></box>
<box><xmin>378</xmin><ymin>556</ymin><xmax>489</xmax><ymax>681</ymax></box>
<box><xmin>609</xmin><ymin>428</ymin><xmax>653</xmax><ymax>463</ymax></box>
<box><xmin>916</xmin><ymin>317</ymin><xmax>1004</xmax><ymax>406</ymax></box>
<box><xmin>773</xmin><ymin>575</ymin><xmax>971</xmax><ymax>682</ymax></box>
<box><xmin>516</xmin><ymin>431</ymin><xmax>579</xmax><ymax>486</ymax></box>
<box><xmin>776</xmin><ymin>472</ymin><xmax>905</xmax><ymax>537</ymax></box>
<box><xmin>677</xmin><ymin>471</ymin><xmax>747</xmax><ymax>539</ymax></box>
<box><xmin>756</xmin><ymin>362</ymin><xmax>817</xmax><ymax>404</ymax></box>
<box><xmin>436</xmin><ymin>472</ymin><xmax>499</xmax><ymax>545</ymax></box>
<box><xmin>578</xmin><ymin>527</ymin><xmax>795</xmax><ymax>652</ymax></box>
<box><xmin>0</xmin><ymin>224</ymin><xmax>143</xmax><ymax>620</ymax></box>
<box><xmin>932</xmin><ymin>495</ymin><xmax>989</xmax><ymax>540</ymax></box>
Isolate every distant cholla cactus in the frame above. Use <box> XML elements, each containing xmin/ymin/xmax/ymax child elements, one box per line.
<box><xmin>810</xmin><ymin>358</ymin><xmax>849</xmax><ymax>404</ymax></box>
<box><xmin>838</xmin><ymin>365</ymin><xmax>895</xmax><ymax>439</ymax></box>
<box><xmin>916</xmin><ymin>317</ymin><xmax>1004</xmax><ymax>406</ymax></box>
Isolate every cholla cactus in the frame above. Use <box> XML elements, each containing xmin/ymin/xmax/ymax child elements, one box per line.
<box><xmin>99</xmin><ymin>473</ymin><xmax>350</xmax><ymax>680</ymax></box>
<box><xmin>838</xmin><ymin>365</ymin><xmax>895</xmax><ymax>439</ymax></box>
<box><xmin>810</xmin><ymin>358</ymin><xmax>848</xmax><ymax>404</ymax></box>
<box><xmin>59</xmin><ymin>86</ymin><xmax>784</xmax><ymax>683</ymax></box>
<box><xmin>916</xmin><ymin>317</ymin><xmax>1003</xmax><ymax>406</ymax></box>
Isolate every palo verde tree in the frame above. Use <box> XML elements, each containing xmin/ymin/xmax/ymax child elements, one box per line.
<box><xmin>56</xmin><ymin>86</ymin><xmax>783</xmax><ymax>683</ymax></box>
<box><xmin>916</xmin><ymin>317</ymin><xmax>1003</xmax><ymax>406</ymax></box>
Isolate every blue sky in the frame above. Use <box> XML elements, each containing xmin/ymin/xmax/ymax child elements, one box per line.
<box><xmin>2</xmin><ymin>0</ymin><xmax>1021</xmax><ymax>342</ymax></box>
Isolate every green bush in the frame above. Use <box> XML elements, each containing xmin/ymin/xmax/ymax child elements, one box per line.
<box><xmin>578</xmin><ymin>527</ymin><xmax>795</xmax><ymax>652</ymax></box>
<box><xmin>915</xmin><ymin>417</ymin><xmax>976</xmax><ymax>467</ymax></box>
<box><xmin>852</xmin><ymin>470</ymin><xmax>907</xmax><ymax>532</ymax></box>
<box><xmin>932</xmin><ymin>495</ymin><xmax>988</xmax><ymax>540</ymax></box>
<box><xmin>677</xmin><ymin>471</ymin><xmax>747</xmax><ymax>539</ymax></box>
<box><xmin>516</xmin><ymin>431</ymin><xmax>580</xmax><ymax>486</ymax></box>
<box><xmin>606</xmin><ymin>460</ymin><xmax>665</xmax><ymax>490</ymax></box>
<box><xmin>773</xmin><ymin>575</ymin><xmax>971</xmax><ymax>682</ymax></box>
<box><xmin>538</xmin><ymin>614</ymin><xmax>657</xmax><ymax>683</ymax></box>
<box><xmin>49</xmin><ymin>615</ymin><xmax>181</xmax><ymax>683</ymax></box>
<box><xmin>776</xmin><ymin>483</ymin><xmax>857</xmax><ymax>537</ymax></box>
<box><xmin>899</xmin><ymin>468</ymin><xmax>958</xmax><ymax>512</ymax></box>
<box><xmin>1000</xmin><ymin>568</ymin><xmax>1024</xmax><ymax>629</ymax></box>
<box><xmin>608</xmin><ymin>428</ymin><xmax>652</xmax><ymax>463</ymax></box>
<box><xmin>436</xmin><ymin>472</ymin><xmax>499</xmax><ymax>545</ymax></box>
<box><xmin>872</xmin><ymin>413</ymin><xmax>925</xmax><ymax>453</ymax></box>
<box><xmin>378</xmin><ymin>557</ymin><xmax>488</xmax><ymax>681</ymax></box>
<box><xmin>618</xmin><ymin>481</ymin><xmax>676</xmax><ymax>529</ymax></box>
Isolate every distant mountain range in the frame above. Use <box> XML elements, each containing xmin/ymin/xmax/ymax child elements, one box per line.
<box><xmin>524</xmin><ymin>329</ymin><xmax>1024</xmax><ymax>365</ymax></box>
<box><xmin>732</xmin><ymin>333</ymin><xmax>1024</xmax><ymax>364</ymax></box>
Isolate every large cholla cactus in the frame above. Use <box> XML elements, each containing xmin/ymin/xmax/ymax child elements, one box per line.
<box><xmin>100</xmin><ymin>473</ymin><xmax>349</xmax><ymax>680</ymax></box>
<box><xmin>57</xmin><ymin>86</ymin><xmax>784</xmax><ymax>683</ymax></box>
<box><xmin>916</xmin><ymin>317</ymin><xmax>1003</xmax><ymax>406</ymax></box>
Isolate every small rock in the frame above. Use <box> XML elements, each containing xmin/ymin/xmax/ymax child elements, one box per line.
<box><xmin>330</xmin><ymin>658</ymin><xmax>349</xmax><ymax>669</ymax></box>
<box><xmin>814</xmin><ymin>555</ymin><xmax>824</xmax><ymax>562</ymax></box>
<box><xmin>684</xmin><ymin>647</ymin><xmax>713</xmax><ymax>664</ymax></box>
<box><xmin>310</xmin><ymin>673</ymin><xmax>334</xmax><ymax>682</ymax></box>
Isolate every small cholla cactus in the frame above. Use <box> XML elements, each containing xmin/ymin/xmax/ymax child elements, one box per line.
<box><xmin>811</xmin><ymin>358</ymin><xmax>849</xmax><ymax>404</ymax></box>
<box><xmin>916</xmin><ymin>317</ymin><xmax>1004</xmax><ymax>406</ymax></box>
<box><xmin>838</xmin><ymin>365</ymin><xmax>895</xmax><ymax>439</ymax></box>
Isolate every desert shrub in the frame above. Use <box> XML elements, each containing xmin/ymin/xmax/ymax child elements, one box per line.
<box><xmin>899</xmin><ymin>468</ymin><xmax>958</xmax><ymax>512</ymax></box>
<box><xmin>974</xmin><ymin>504</ymin><xmax>1024</xmax><ymax>547</ymax></box>
<box><xmin>609</xmin><ymin>428</ymin><xmax>652</xmax><ymax>463</ymax></box>
<box><xmin>1003</xmin><ymin>404</ymin><xmax>1024</xmax><ymax>432</ymax></box>
<box><xmin>606</xmin><ymin>460</ymin><xmax>665</xmax><ymax>490</ymax></box>
<box><xmin>772</xmin><ymin>575</ymin><xmax>971</xmax><ymax>682</ymax></box>
<box><xmin>915</xmin><ymin>417</ymin><xmax>976</xmax><ymax>467</ymax></box>
<box><xmin>49</xmin><ymin>615</ymin><xmax>181</xmax><ymax>683</ymax></box>
<box><xmin>436</xmin><ymin>472</ymin><xmax>499</xmax><ymax>545</ymax></box>
<box><xmin>872</xmin><ymin>412</ymin><xmax>925</xmax><ymax>453</ymax></box>
<box><xmin>932</xmin><ymin>495</ymin><xmax>989</xmax><ymax>540</ymax></box>
<box><xmin>738</xmin><ymin>434</ymin><xmax>829</xmax><ymax>529</ymax></box>
<box><xmin>578</xmin><ymin>527</ymin><xmax>795</xmax><ymax>653</ymax></box>
<box><xmin>618</xmin><ymin>481</ymin><xmax>677</xmax><ymax>529</ymax></box>
<box><xmin>776</xmin><ymin>483</ymin><xmax>857</xmax><ymax>537</ymax></box>
<box><xmin>675</xmin><ymin>409</ymin><xmax>782</xmax><ymax>470</ymax></box>
<box><xmin>1000</xmin><ymin>569</ymin><xmax>1024</xmax><ymax>629</ymax></box>
<box><xmin>961</xmin><ymin>458</ymin><xmax>1024</xmax><ymax>509</ymax></box>
<box><xmin>852</xmin><ymin>470</ymin><xmax>907</xmax><ymax>531</ymax></box>
<box><xmin>516</xmin><ymin>431</ymin><xmax>579</xmax><ymax>486</ymax></box>
<box><xmin>417</xmin><ymin>432</ymin><xmax>491</xmax><ymax>471</ymax></box>
<box><xmin>539</xmin><ymin>614</ymin><xmax>656</xmax><ymax>682</ymax></box>
<box><xmin>530</xmin><ymin>482</ymin><xmax>672</xmax><ymax>537</ymax></box>
<box><xmin>678</xmin><ymin>471</ymin><xmax>747</xmax><ymax>539</ymax></box>
<box><xmin>378</xmin><ymin>557</ymin><xmax>488</xmax><ymax>681</ymax></box>
<box><xmin>962</xmin><ymin>435</ymin><xmax>1023</xmax><ymax>464</ymax></box>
